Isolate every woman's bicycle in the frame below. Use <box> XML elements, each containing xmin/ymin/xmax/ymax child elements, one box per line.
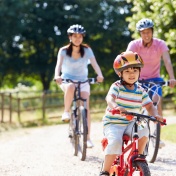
<box><xmin>62</xmin><ymin>78</ymin><xmax>97</xmax><ymax>161</ymax></box>
<box><xmin>138</xmin><ymin>80</ymin><xmax>169</xmax><ymax>163</ymax></box>
<box><xmin>101</xmin><ymin>109</ymin><xmax>166</xmax><ymax>176</ymax></box>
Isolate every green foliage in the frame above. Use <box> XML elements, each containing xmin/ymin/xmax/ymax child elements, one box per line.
<box><xmin>126</xmin><ymin>0</ymin><xmax>176</xmax><ymax>78</ymax></box>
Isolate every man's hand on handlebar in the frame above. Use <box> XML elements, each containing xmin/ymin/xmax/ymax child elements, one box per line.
<box><xmin>169</xmin><ymin>79</ymin><xmax>176</xmax><ymax>88</ymax></box>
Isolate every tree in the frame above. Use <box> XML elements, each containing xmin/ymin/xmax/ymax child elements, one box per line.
<box><xmin>0</xmin><ymin>0</ymin><xmax>26</xmax><ymax>88</ymax></box>
<box><xmin>0</xmin><ymin>0</ymin><xmax>133</xmax><ymax>90</ymax></box>
<box><xmin>126</xmin><ymin>0</ymin><xmax>176</xmax><ymax>77</ymax></box>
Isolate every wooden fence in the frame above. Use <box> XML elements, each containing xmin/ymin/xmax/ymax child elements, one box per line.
<box><xmin>0</xmin><ymin>90</ymin><xmax>107</xmax><ymax>123</ymax></box>
<box><xmin>0</xmin><ymin>90</ymin><xmax>175</xmax><ymax>124</ymax></box>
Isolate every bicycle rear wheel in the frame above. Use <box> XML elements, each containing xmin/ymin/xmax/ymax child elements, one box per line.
<box><xmin>77</xmin><ymin>106</ymin><xmax>88</xmax><ymax>161</ymax></box>
<box><xmin>145</xmin><ymin>121</ymin><xmax>160</xmax><ymax>163</ymax></box>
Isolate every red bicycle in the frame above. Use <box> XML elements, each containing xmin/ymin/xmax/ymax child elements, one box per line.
<box><xmin>101</xmin><ymin>109</ymin><xmax>166</xmax><ymax>176</ymax></box>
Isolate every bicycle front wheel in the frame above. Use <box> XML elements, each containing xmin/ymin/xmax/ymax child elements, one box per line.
<box><xmin>77</xmin><ymin>106</ymin><xmax>88</xmax><ymax>161</ymax></box>
<box><xmin>69</xmin><ymin>112</ymin><xmax>79</xmax><ymax>156</ymax></box>
<box><xmin>145</xmin><ymin>121</ymin><xmax>160</xmax><ymax>163</ymax></box>
<box><xmin>124</xmin><ymin>161</ymin><xmax>151</xmax><ymax>176</ymax></box>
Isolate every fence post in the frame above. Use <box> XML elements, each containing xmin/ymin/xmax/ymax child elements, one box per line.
<box><xmin>1</xmin><ymin>93</ymin><xmax>4</xmax><ymax>123</ymax></box>
<box><xmin>9</xmin><ymin>93</ymin><xmax>12</xmax><ymax>123</ymax></box>
<box><xmin>17</xmin><ymin>97</ymin><xmax>21</xmax><ymax>123</ymax></box>
<box><xmin>42</xmin><ymin>91</ymin><xmax>46</xmax><ymax>120</ymax></box>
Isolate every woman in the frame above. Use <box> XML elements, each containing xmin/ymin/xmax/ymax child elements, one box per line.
<box><xmin>54</xmin><ymin>24</ymin><xmax>104</xmax><ymax>148</ymax></box>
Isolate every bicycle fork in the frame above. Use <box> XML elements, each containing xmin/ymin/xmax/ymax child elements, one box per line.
<box><xmin>127</xmin><ymin>144</ymin><xmax>147</xmax><ymax>175</ymax></box>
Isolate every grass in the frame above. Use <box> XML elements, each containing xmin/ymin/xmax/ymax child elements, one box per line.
<box><xmin>161</xmin><ymin>124</ymin><xmax>176</xmax><ymax>143</ymax></box>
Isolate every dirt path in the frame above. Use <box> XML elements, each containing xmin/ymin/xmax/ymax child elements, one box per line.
<box><xmin>0</xmin><ymin>117</ymin><xmax>175</xmax><ymax>176</ymax></box>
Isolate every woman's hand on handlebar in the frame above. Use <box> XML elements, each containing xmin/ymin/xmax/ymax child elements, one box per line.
<box><xmin>96</xmin><ymin>75</ymin><xmax>104</xmax><ymax>83</ymax></box>
<box><xmin>54</xmin><ymin>76</ymin><xmax>62</xmax><ymax>85</ymax></box>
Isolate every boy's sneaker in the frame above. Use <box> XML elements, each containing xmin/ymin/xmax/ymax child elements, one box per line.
<box><xmin>159</xmin><ymin>140</ymin><xmax>165</xmax><ymax>148</ymax></box>
<box><xmin>61</xmin><ymin>112</ymin><xmax>70</xmax><ymax>122</ymax></box>
<box><xmin>87</xmin><ymin>139</ymin><xmax>94</xmax><ymax>148</ymax></box>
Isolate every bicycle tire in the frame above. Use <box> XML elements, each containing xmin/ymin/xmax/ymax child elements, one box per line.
<box><xmin>145</xmin><ymin>121</ymin><xmax>160</xmax><ymax>163</ymax></box>
<box><xmin>77</xmin><ymin>106</ymin><xmax>88</xmax><ymax>161</ymax></box>
<box><xmin>69</xmin><ymin>112</ymin><xmax>79</xmax><ymax>156</ymax></box>
<box><xmin>124</xmin><ymin>161</ymin><xmax>151</xmax><ymax>176</ymax></box>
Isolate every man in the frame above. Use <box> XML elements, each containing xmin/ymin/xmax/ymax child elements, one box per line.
<box><xmin>126</xmin><ymin>18</ymin><xmax>176</xmax><ymax>147</ymax></box>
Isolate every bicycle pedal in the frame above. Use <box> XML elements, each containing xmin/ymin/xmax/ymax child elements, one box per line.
<box><xmin>68</xmin><ymin>134</ymin><xmax>73</xmax><ymax>138</ymax></box>
<box><xmin>137</xmin><ymin>154</ymin><xmax>146</xmax><ymax>159</ymax></box>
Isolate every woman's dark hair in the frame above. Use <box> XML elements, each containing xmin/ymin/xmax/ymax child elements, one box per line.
<box><xmin>66</xmin><ymin>43</ymin><xmax>89</xmax><ymax>57</ymax></box>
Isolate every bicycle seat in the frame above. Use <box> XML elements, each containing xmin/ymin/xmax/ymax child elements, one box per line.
<box><xmin>123</xmin><ymin>134</ymin><xmax>130</xmax><ymax>144</ymax></box>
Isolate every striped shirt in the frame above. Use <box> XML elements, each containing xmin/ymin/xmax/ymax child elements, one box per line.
<box><xmin>103</xmin><ymin>81</ymin><xmax>152</xmax><ymax>126</ymax></box>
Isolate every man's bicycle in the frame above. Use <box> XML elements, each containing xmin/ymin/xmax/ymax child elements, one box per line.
<box><xmin>101</xmin><ymin>109</ymin><xmax>166</xmax><ymax>176</ymax></box>
<box><xmin>62</xmin><ymin>78</ymin><xmax>97</xmax><ymax>161</ymax></box>
<box><xmin>139</xmin><ymin>80</ymin><xmax>169</xmax><ymax>163</ymax></box>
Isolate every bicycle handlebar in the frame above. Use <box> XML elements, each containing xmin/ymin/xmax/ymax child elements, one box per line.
<box><xmin>61</xmin><ymin>78</ymin><xmax>98</xmax><ymax>84</ymax></box>
<box><xmin>138</xmin><ymin>80</ymin><xmax>170</xmax><ymax>87</ymax></box>
<box><xmin>109</xmin><ymin>109</ymin><xmax>167</xmax><ymax>126</ymax></box>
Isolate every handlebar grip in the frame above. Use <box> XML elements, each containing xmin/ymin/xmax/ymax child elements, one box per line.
<box><xmin>109</xmin><ymin>109</ymin><xmax>120</xmax><ymax>115</ymax></box>
<box><xmin>89</xmin><ymin>78</ymin><xmax>97</xmax><ymax>84</ymax></box>
<box><xmin>109</xmin><ymin>109</ymin><xmax>134</xmax><ymax>120</ymax></box>
<box><xmin>160</xmin><ymin>118</ymin><xmax>167</xmax><ymax>126</ymax></box>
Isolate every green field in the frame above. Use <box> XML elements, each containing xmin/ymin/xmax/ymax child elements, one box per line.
<box><xmin>161</xmin><ymin>124</ymin><xmax>176</xmax><ymax>143</ymax></box>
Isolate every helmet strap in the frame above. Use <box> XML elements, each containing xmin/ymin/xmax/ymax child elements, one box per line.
<box><xmin>121</xmin><ymin>78</ymin><xmax>135</xmax><ymax>87</ymax></box>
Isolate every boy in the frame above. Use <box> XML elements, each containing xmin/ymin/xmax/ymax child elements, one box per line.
<box><xmin>100</xmin><ymin>51</ymin><xmax>163</xmax><ymax>176</ymax></box>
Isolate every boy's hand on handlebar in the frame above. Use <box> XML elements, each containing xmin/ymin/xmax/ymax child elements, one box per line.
<box><xmin>110</xmin><ymin>107</ymin><xmax>127</xmax><ymax>116</ymax></box>
<box><xmin>117</xmin><ymin>107</ymin><xmax>127</xmax><ymax>115</ymax></box>
<box><xmin>96</xmin><ymin>75</ymin><xmax>104</xmax><ymax>83</ymax></box>
<box><xmin>155</xmin><ymin>115</ymin><xmax>163</xmax><ymax>122</ymax></box>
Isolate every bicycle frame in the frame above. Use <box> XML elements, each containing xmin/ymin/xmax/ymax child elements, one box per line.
<box><xmin>102</xmin><ymin>109</ymin><xmax>166</xmax><ymax>176</ymax></box>
<box><xmin>63</xmin><ymin>78</ymin><xmax>97</xmax><ymax>161</ymax></box>
<box><xmin>110</xmin><ymin>117</ymin><xmax>148</xmax><ymax>176</ymax></box>
<box><xmin>72</xmin><ymin>81</ymin><xmax>87</xmax><ymax>135</ymax></box>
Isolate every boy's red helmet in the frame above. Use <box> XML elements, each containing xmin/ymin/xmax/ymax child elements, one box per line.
<box><xmin>113</xmin><ymin>51</ymin><xmax>144</xmax><ymax>73</ymax></box>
